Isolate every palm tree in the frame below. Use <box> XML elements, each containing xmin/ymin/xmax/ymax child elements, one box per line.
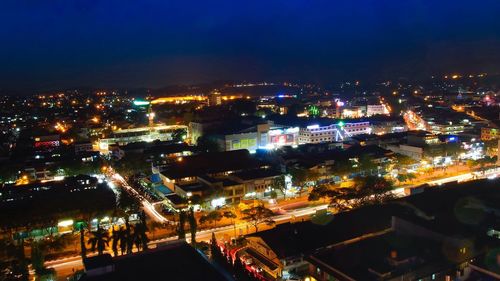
<box><xmin>132</xmin><ymin>223</ymin><xmax>149</xmax><ymax>252</ymax></box>
<box><xmin>111</xmin><ymin>227</ymin><xmax>119</xmax><ymax>256</ymax></box>
<box><xmin>177</xmin><ymin>211</ymin><xmax>187</xmax><ymax>239</ymax></box>
<box><xmin>187</xmin><ymin>208</ymin><xmax>197</xmax><ymax>247</ymax></box>
<box><xmin>79</xmin><ymin>225</ymin><xmax>87</xmax><ymax>258</ymax></box>
<box><xmin>118</xmin><ymin>227</ymin><xmax>127</xmax><ymax>255</ymax></box>
<box><xmin>87</xmin><ymin>227</ymin><xmax>109</xmax><ymax>256</ymax></box>
<box><xmin>114</xmin><ymin>189</ymin><xmax>140</xmax><ymax>254</ymax></box>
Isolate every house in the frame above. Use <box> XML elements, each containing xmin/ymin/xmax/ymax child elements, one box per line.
<box><xmin>243</xmin><ymin>204</ymin><xmax>407</xmax><ymax>279</ymax></box>
<box><xmin>230</xmin><ymin>168</ymin><xmax>282</xmax><ymax>197</ymax></box>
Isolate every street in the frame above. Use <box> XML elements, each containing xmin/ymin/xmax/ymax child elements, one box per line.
<box><xmin>47</xmin><ymin>166</ymin><xmax>499</xmax><ymax>280</ymax></box>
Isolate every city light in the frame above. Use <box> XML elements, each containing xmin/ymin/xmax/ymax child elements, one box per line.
<box><xmin>133</xmin><ymin>100</ymin><xmax>150</xmax><ymax>106</ymax></box>
<box><xmin>211</xmin><ymin>197</ymin><xmax>226</xmax><ymax>208</ymax></box>
<box><xmin>57</xmin><ymin>219</ymin><xmax>74</xmax><ymax>227</ymax></box>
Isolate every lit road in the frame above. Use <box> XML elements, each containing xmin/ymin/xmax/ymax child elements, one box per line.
<box><xmin>47</xmin><ymin>202</ymin><xmax>325</xmax><ymax>280</ymax></box>
<box><xmin>111</xmin><ymin>173</ymin><xmax>168</xmax><ymax>223</ymax></box>
<box><xmin>426</xmin><ymin>167</ymin><xmax>499</xmax><ymax>186</ymax></box>
<box><xmin>48</xmin><ymin>167</ymin><xmax>499</xmax><ymax>280</ymax></box>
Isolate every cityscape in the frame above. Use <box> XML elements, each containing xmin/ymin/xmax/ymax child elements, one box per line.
<box><xmin>0</xmin><ymin>1</ymin><xmax>500</xmax><ymax>281</ymax></box>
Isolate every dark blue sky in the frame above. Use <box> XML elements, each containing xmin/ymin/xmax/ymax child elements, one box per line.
<box><xmin>1</xmin><ymin>0</ymin><xmax>500</xmax><ymax>92</ymax></box>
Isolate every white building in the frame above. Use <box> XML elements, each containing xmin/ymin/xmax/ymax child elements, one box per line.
<box><xmin>366</xmin><ymin>104</ymin><xmax>389</xmax><ymax>116</ymax></box>
<box><xmin>298</xmin><ymin>122</ymin><xmax>371</xmax><ymax>144</ymax></box>
<box><xmin>298</xmin><ymin>124</ymin><xmax>338</xmax><ymax>144</ymax></box>
<box><xmin>342</xmin><ymin>121</ymin><xmax>371</xmax><ymax>136</ymax></box>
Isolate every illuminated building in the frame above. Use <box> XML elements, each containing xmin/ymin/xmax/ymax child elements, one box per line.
<box><xmin>151</xmin><ymin>95</ymin><xmax>207</xmax><ymax>104</ymax></box>
<box><xmin>97</xmin><ymin>125</ymin><xmax>187</xmax><ymax>151</ymax></box>
<box><xmin>266</xmin><ymin>127</ymin><xmax>299</xmax><ymax>147</ymax></box>
<box><xmin>341</xmin><ymin>121</ymin><xmax>371</xmax><ymax>136</ymax></box>
<box><xmin>299</xmin><ymin>124</ymin><xmax>338</xmax><ymax>144</ymax></box>
<box><xmin>208</xmin><ymin>91</ymin><xmax>222</xmax><ymax>106</ymax></box>
<box><xmin>298</xmin><ymin>122</ymin><xmax>370</xmax><ymax>144</ymax></box>
<box><xmin>33</xmin><ymin>135</ymin><xmax>60</xmax><ymax>151</ymax></box>
<box><xmin>407</xmin><ymin>131</ymin><xmax>440</xmax><ymax>146</ymax></box>
<box><xmin>366</xmin><ymin>104</ymin><xmax>390</xmax><ymax>116</ymax></box>
<box><xmin>157</xmin><ymin>150</ymin><xmax>280</xmax><ymax>204</ymax></box>
<box><xmin>74</xmin><ymin>141</ymin><xmax>93</xmax><ymax>154</ymax></box>
<box><xmin>427</xmin><ymin>121</ymin><xmax>465</xmax><ymax>135</ymax></box>
<box><xmin>481</xmin><ymin>127</ymin><xmax>499</xmax><ymax>141</ymax></box>
<box><xmin>341</xmin><ymin>106</ymin><xmax>364</xmax><ymax>118</ymax></box>
<box><xmin>191</xmin><ymin>121</ymin><xmax>299</xmax><ymax>151</ymax></box>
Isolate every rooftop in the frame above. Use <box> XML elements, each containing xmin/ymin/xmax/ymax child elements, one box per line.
<box><xmin>231</xmin><ymin>168</ymin><xmax>282</xmax><ymax>181</ymax></box>
<box><xmin>81</xmin><ymin>241</ymin><xmax>229</xmax><ymax>281</ymax></box>
<box><xmin>160</xmin><ymin>150</ymin><xmax>265</xmax><ymax>179</ymax></box>
<box><xmin>307</xmin><ymin>232</ymin><xmax>446</xmax><ymax>280</ymax></box>
<box><xmin>249</xmin><ymin>203</ymin><xmax>409</xmax><ymax>259</ymax></box>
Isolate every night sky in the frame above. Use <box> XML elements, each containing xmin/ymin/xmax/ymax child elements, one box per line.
<box><xmin>1</xmin><ymin>0</ymin><xmax>500</xmax><ymax>92</ymax></box>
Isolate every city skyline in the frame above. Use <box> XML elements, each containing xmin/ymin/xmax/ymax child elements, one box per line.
<box><xmin>1</xmin><ymin>0</ymin><xmax>500</xmax><ymax>93</ymax></box>
<box><xmin>0</xmin><ymin>2</ymin><xmax>499</xmax><ymax>281</ymax></box>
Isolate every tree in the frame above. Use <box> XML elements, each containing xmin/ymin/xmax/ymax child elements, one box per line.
<box><xmin>115</xmin><ymin>189</ymin><xmax>140</xmax><ymax>254</ymax></box>
<box><xmin>223</xmin><ymin>211</ymin><xmax>238</xmax><ymax>237</ymax></box>
<box><xmin>196</xmin><ymin>136</ymin><xmax>220</xmax><ymax>153</ymax></box>
<box><xmin>132</xmin><ymin>223</ymin><xmax>149</xmax><ymax>252</ymax></box>
<box><xmin>394</xmin><ymin>154</ymin><xmax>417</xmax><ymax>166</ymax></box>
<box><xmin>177</xmin><ymin>211</ymin><xmax>187</xmax><ymax>239</ymax></box>
<box><xmin>241</xmin><ymin>206</ymin><xmax>275</xmax><ymax>232</ymax></box>
<box><xmin>308</xmin><ymin>184</ymin><xmax>333</xmax><ymax>202</ymax></box>
<box><xmin>111</xmin><ymin>227</ymin><xmax>119</xmax><ymax>256</ymax></box>
<box><xmin>87</xmin><ymin>227</ymin><xmax>109</xmax><ymax>256</ymax></box>
<box><xmin>30</xmin><ymin>241</ymin><xmax>56</xmax><ymax>281</ymax></box>
<box><xmin>200</xmin><ymin>210</ymin><xmax>223</xmax><ymax>227</ymax></box>
<box><xmin>133</xmin><ymin>211</ymin><xmax>149</xmax><ymax>251</ymax></box>
<box><xmin>327</xmin><ymin>188</ymin><xmax>357</xmax><ymax>213</ymax></box>
<box><xmin>187</xmin><ymin>208</ymin><xmax>197</xmax><ymax>247</ymax></box>
<box><xmin>0</xmin><ymin>164</ymin><xmax>20</xmax><ymax>184</ymax></box>
<box><xmin>313</xmin><ymin>176</ymin><xmax>395</xmax><ymax>213</ymax></box>
<box><xmin>289</xmin><ymin>167</ymin><xmax>318</xmax><ymax>194</ymax></box>
<box><xmin>114</xmin><ymin>153</ymin><xmax>151</xmax><ymax>177</ymax></box>
<box><xmin>30</xmin><ymin>241</ymin><xmax>45</xmax><ymax>272</ymax></box>
<box><xmin>118</xmin><ymin>227</ymin><xmax>127</xmax><ymax>255</ymax></box>
<box><xmin>329</xmin><ymin>159</ymin><xmax>355</xmax><ymax>179</ymax></box>
<box><xmin>396</xmin><ymin>172</ymin><xmax>416</xmax><ymax>184</ymax></box>
<box><xmin>443</xmin><ymin>142</ymin><xmax>465</xmax><ymax>158</ymax></box>
<box><xmin>357</xmin><ymin>155</ymin><xmax>377</xmax><ymax>175</ymax></box>
<box><xmin>210</xmin><ymin>232</ymin><xmax>221</xmax><ymax>261</ymax></box>
<box><xmin>351</xmin><ymin>175</ymin><xmax>394</xmax><ymax>206</ymax></box>
<box><xmin>79</xmin><ymin>225</ymin><xmax>87</xmax><ymax>258</ymax></box>
<box><xmin>270</xmin><ymin>175</ymin><xmax>287</xmax><ymax>199</ymax></box>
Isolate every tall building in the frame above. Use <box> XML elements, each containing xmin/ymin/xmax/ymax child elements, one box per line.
<box><xmin>208</xmin><ymin>91</ymin><xmax>222</xmax><ymax>106</ymax></box>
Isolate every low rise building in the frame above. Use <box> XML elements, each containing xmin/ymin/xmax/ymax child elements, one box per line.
<box><xmin>366</xmin><ymin>104</ymin><xmax>389</xmax><ymax>116</ymax></box>
<box><xmin>98</xmin><ymin>125</ymin><xmax>187</xmax><ymax>151</ymax></box>
<box><xmin>157</xmin><ymin>150</ymin><xmax>281</xmax><ymax>205</ymax></box>
<box><xmin>481</xmin><ymin>127</ymin><xmax>499</xmax><ymax>141</ymax></box>
<box><xmin>298</xmin><ymin>124</ymin><xmax>338</xmax><ymax>144</ymax></box>
<box><xmin>81</xmin><ymin>241</ymin><xmax>227</xmax><ymax>281</ymax></box>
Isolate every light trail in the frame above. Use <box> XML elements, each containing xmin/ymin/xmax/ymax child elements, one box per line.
<box><xmin>111</xmin><ymin>172</ymin><xmax>168</xmax><ymax>223</ymax></box>
<box><xmin>47</xmin><ymin>168</ymin><xmax>500</xmax><ymax>277</ymax></box>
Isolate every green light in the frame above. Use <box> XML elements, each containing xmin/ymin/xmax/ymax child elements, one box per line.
<box><xmin>133</xmin><ymin>100</ymin><xmax>150</xmax><ymax>106</ymax></box>
<box><xmin>308</xmin><ymin>105</ymin><xmax>320</xmax><ymax>117</ymax></box>
<box><xmin>338</xmin><ymin>121</ymin><xmax>344</xmax><ymax>127</ymax></box>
